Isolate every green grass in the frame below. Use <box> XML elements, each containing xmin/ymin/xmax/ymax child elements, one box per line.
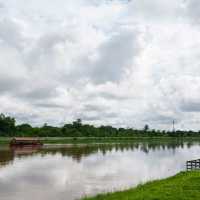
<box><xmin>0</xmin><ymin>137</ymin><xmax>11</xmax><ymax>144</ymax></box>
<box><xmin>82</xmin><ymin>171</ymin><xmax>200</xmax><ymax>200</ymax></box>
<box><xmin>0</xmin><ymin>137</ymin><xmax>150</xmax><ymax>145</ymax></box>
<box><xmin>42</xmin><ymin>137</ymin><xmax>194</xmax><ymax>144</ymax></box>
<box><xmin>1</xmin><ymin>136</ymin><xmax>200</xmax><ymax>145</ymax></box>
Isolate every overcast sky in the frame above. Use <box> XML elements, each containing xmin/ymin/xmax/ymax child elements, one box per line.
<box><xmin>0</xmin><ymin>0</ymin><xmax>200</xmax><ymax>130</ymax></box>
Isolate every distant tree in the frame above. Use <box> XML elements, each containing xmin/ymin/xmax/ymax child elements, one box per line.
<box><xmin>43</xmin><ymin>123</ymin><xmax>48</xmax><ymax>127</ymax></box>
<box><xmin>0</xmin><ymin>113</ymin><xmax>16</xmax><ymax>136</ymax></box>
<box><xmin>16</xmin><ymin>124</ymin><xmax>32</xmax><ymax>133</ymax></box>
<box><xmin>73</xmin><ymin>119</ymin><xmax>82</xmax><ymax>128</ymax></box>
<box><xmin>144</xmin><ymin>124</ymin><xmax>149</xmax><ymax>132</ymax></box>
<box><xmin>1</xmin><ymin>113</ymin><xmax>200</xmax><ymax>138</ymax></box>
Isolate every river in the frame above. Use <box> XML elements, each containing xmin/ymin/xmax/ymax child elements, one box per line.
<box><xmin>0</xmin><ymin>141</ymin><xmax>200</xmax><ymax>200</ymax></box>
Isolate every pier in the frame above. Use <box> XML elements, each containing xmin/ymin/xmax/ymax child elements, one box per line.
<box><xmin>186</xmin><ymin>159</ymin><xmax>200</xmax><ymax>171</ymax></box>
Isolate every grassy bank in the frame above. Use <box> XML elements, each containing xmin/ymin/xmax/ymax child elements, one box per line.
<box><xmin>1</xmin><ymin>136</ymin><xmax>200</xmax><ymax>145</ymax></box>
<box><xmin>0</xmin><ymin>136</ymin><xmax>200</xmax><ymax>145</ymax></box>
<box><xmin>83</xmin><ymin>171</ymin><xmax>200</xmax><ymax>200</ymax></box>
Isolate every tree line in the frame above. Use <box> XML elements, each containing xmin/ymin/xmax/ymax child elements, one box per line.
<box><xmin>0</xmin><ymin>113</ymin><xmax>200</xmax><ymax>137</ymax></box>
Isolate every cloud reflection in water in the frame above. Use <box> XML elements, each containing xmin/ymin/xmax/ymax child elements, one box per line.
<box><xmin>0</xmin><ymin>142</ymin><xmax>200</xmax><ymax>200</ymax></box>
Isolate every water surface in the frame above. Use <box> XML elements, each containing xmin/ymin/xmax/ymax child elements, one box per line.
<box><xmin>0</xmin><ymin>141</ymin><xmax>200</xmax><ymax>200</ymax></box>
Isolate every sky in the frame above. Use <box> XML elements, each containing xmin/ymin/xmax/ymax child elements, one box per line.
<box><xmin>0</xmin><ymin>0</ymin><xmax>200</xmax><ymax>130</ymax></box>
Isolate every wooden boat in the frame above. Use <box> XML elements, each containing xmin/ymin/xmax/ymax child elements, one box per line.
<box><xmin>10</xmin><ymin>137</ymin><xmax>43</xmax><ymax>147</ymax></box>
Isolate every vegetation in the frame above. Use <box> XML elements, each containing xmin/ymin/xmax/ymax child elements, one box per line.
<box><xmin>1</xmin><ymin>113</ymin><xmax>200</xmax><ymax>138</ymax></box>
<box><xmin>82</xmin><ymin>171</ymin><xmax>200</xmax><ymax>200</ymax></box>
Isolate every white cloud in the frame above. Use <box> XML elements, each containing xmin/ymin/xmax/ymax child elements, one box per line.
<box><xmin>0</xmin><ymin>0</ymin><xmax>200</xmax><ymax>130</ymax></box>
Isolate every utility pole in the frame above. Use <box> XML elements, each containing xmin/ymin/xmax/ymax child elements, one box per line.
<box><xmin>172</xmin><ymin>120</ymin><xmax>175</xmax><ymax>133</ymax></box>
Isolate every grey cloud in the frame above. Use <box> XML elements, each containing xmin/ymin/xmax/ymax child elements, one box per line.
<box><xmin>0</xmin><ymin>2</ymin><xmax>4</xmax><ymax>9</ymax></box>
<box><xmin>1</xmin><ymin>0</ymin><xmax>200</xmax><ymax>130</ymax></box>
<box><xmin>26</xmin><ymin>32</ymin><xmax>72</xmax><ymax>67</ymax></box>
<box><xmin>128</xmin><ymin>0</ymin><xmax>185</xmax><ymax>22</ymax></box>
<box><xmin>18</xmin><ymin>87</ymin><xmax>57</xmax><ymax>101</ymax></box>
<box><xmin>10</xmin><ymin>112</ymin><xmax>40</xmax><ymax>125</ymax></box>
<box><xmin>83</xmin><ymin>104</ymin><xmax>109</xmax><ymax>112</ymax></box>
<box><xmin>144</xmin><ymin>114</ymin><xmax>177</xmax><ymax>125</ymax></box>
<box><xmin>0</xmin><ymin>76</ymin><xmax>23</xmax><ymax>93</ymax></box>
<box><xmin>33</xmin><ymin>102</ymin><xmax>66</xmax><ymax>109</ymax></box>
<box><xmin>89</xmin><ymin>30</ymin><xmax>139</xmax><ymax>83</ymax></box>
<box><xmin>79</xmin><ymin>115</ymin><xmax>101</xmax><ymax>121</ymax></box>
<box><xmin>70</xmin><ymin>28</ymin><xmax>140</xmax><ymax>84</ymax></box>
<box><xmin>80</xmin><ymin>111</ymin><xmax>118</xmax><ymax>122</ymax></box>
<box><xmin>0</xmin><ymin>18</ymin><xmax>25</xmax><ymax>50</ymax></box>
<box><xmin>98</xmin><ymin>91</ymin><xmax>130</xmax><ymax>100</ymax></box>
<box><xmin>180</xmin><ymin>100</ymin><xmax>200</xmax><ymax>112</ymax></box>
<box><xmin>76</xmin><ymin>103</ymin><xmax>119</xmax><ymax>122</ymax></box>
<box><xmin>185</xmin><ymin>0</ymin><xmax>200</xmax><ymax>24</ymax></box>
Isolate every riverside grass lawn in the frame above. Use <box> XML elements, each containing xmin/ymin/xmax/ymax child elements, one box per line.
<box><xmin>82</xmin><ymin>171</ymin><xmax>200</xmax><ymax>200</ymax></box>
<box><xmin>1</xmin><ymin>136</ymin><xmax>200</xmax><ymax>145</ymax></box>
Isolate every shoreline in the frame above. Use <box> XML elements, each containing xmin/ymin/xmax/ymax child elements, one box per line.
<box><xmin>82</xmin><ymin>171</ymin><xmax>200</xmax><ymax>200</ymax></box>
<box><xmin>1</xmin><ymin>136</ymin><xmax>200</xmax><ymax>145</ymax></box>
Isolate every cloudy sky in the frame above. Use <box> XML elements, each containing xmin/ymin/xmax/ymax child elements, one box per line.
<box><xmin>0</xmin><ymin>0</ymin><xmax>200</xmax><ymax>130</ymax></box>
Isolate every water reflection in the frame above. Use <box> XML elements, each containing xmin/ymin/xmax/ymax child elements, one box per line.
<box><xmin>0</xmin><ymin>141</ymin><xmax>200</xmax><ymax>200</ymax></box>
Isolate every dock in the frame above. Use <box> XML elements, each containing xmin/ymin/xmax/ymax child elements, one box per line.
<box><xmin>186</xmin><ymin>159</ymin><xmax>200</xmax><ymax>171</ymax></box>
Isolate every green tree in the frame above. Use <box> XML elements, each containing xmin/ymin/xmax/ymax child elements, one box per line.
<box><xmin>0</xmin><ymin>113</ymin><xmax>16</xmax><ymax>136</ymax></box>
<box><xmin>144</xmin><ymin>124</ymin><xmax>149</xmax><ymax>132</ymax></box>
<box><xmin>73</xmin><ymin>119</ymin><xmax>82</xmax><ymax>128</ymax></box>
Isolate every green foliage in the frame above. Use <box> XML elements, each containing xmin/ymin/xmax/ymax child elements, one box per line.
<box><xmin>82</xmin><ymin>171</ymin><xmax>200</xmax><ymax>200</ymax></box>
<box><xmin>144</xmin><ymin>124</ymin><xmax>149</xmax><ymax>131</ymax></box>
<box><xmin>1</xmin><ymin>113</ymin><xmax>200</xmax><ymax>138</ymax></box>
<box><xmin>0</xmin><ymin>113</ymin><xmax>15</xmax><ymax>136</ymax></box>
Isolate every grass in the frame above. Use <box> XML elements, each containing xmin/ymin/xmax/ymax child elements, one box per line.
<box><xmin>1</xmin><ymin>136</ymin><xmax>200</xmax><ymax>145</ymax></box>
<box><xmin>41</xmin><ymin>137</ymin><xmax>196</xmax><ymax>144</ymax></box>
<box><xmin>0</xmin><ymin>137</ymin><xmax>11</xmax><ymax>144</ymax></box>
<box><xmin>0</xmin><ymin>137</ymin><xmax>149</xmax><ymax>145</ymax></box>
<box><xmin>82</xmin><ymin>171</ymin><xmax>200</xmax><ymax>200</ymax></box>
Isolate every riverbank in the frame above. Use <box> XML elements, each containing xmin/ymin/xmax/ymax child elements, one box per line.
<box><xmin>82</xmin><ymin>171</ymin><xmax>200</xmax><ymax>200</ymax></box>
<box><xmin>1</xmin><ymin>136</ymin><xmax>200</xmax><ymax>145</ymax></box>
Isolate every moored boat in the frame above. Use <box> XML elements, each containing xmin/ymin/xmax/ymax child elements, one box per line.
<box><xmin>10</xmin><ymin>137</ymin><xmax>43</xmax><ymax>147</ymax></box>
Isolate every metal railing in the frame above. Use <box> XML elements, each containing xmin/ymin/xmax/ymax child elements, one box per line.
<box><xmin>186</xmin><ymin>159</ymin><xmax>200</xmax><ymax>171</ymax></box>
